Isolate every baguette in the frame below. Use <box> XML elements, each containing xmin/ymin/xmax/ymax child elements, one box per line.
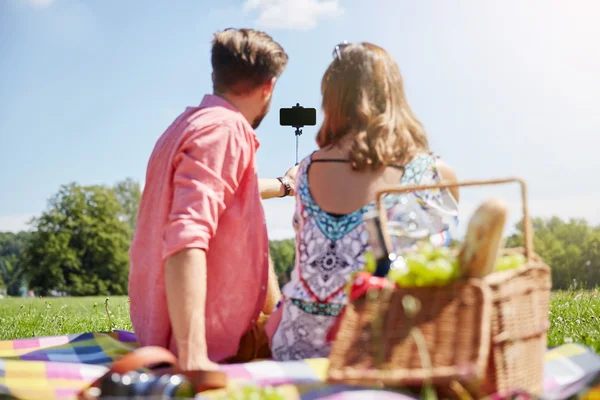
<box><xmin>459</xmin><ymin>198</ymin><xmax>509</xmax><ymax>278</ymax></box>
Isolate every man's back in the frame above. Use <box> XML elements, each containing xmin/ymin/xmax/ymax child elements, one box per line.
<box><xmin>129</xmin><ymin>95</ymin><xmax>269</xmax><ymax>362</ymax></box>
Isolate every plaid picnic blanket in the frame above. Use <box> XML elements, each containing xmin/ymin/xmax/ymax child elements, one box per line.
<box><xmin>1</xmin><ymin>330</ymin><xmax>600</xmax><ymax>399</ymax></box>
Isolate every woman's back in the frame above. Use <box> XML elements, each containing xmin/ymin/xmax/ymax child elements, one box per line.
<box><xmin>305</xmin><ymin>147</ymin><xmax>406</xmax><ymax>216</ymax></box>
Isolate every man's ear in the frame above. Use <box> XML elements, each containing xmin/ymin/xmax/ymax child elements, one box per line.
<box><xmin>211</xmin><ymin>72</ymin><xmax>215</xmax><ymax>84</ymax></box>
<box><xmin>262</xmin><ymin>77</ymin><xmax>277</xmax><ymax>100</ymax></box>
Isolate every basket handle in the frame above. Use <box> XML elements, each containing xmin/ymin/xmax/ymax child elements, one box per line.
<box><xmin>375</xmin><ymin>177</ymin><xmax>534</xmax><ymax>262</ymax></box>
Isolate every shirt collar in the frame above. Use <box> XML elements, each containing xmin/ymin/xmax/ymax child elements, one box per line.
<box><xmin>198</xmin><ymin>94</ymin><xmax>260</xmax><ymax>150</ymax></box>
<box><xmin>199</xmin><ymin>94</ymin><xmax>240</xmax><ymax>112</ymax></box>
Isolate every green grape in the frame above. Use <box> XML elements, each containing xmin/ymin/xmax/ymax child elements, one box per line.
<box><xmin>450</xmin><ymin>258</ymin><xmax>461</xmax><ymax>279</ymax></box>
<box><xmin>225</xmin><ymin>385</ymin><xmax>283</xmax><ymax>400</ymax></box>
<box><xmin>512</xmin><ymin>253</ymin><xmax>526</xmax><ymax>266</ymax></box>
<box><xmin>387</xmin><ymin>269</ymin><xmax>402</xmax><ymax>283</ymax></box>
<box><xmin>384</xmin><ymin>246</ymin><xmax>461</xmax><ymax>288</ymax></box>
<box><xmin>227</xmin><ymin>390</ymin><xmax>246</xmax><ymax>400</ymax></box>
<box><xmin>389</xmin><ymin>269</ymin><xmax>414</xmax><ymax>287</ymax></box>
<box><xmin>431</xmin><ymin>246</ymin><xmax>452</xmax><ymax>260</ymax></box>
<box><xmin>217</xmin><ymin>384</ymin><xmax>287</xmax><ymax>400</ymax></box>
<box><xmin>428</xmin><ymin>258</ymin><xmax>455</xmax><ymax>284</ymax></box>
<box><xmin>356</xmin><ymin>243</ymin><xmax>461</xmax><ymax>289</ymax></box>
<box><xmin>406</xmin><ymin>250</ymin><xmax>430</xmax><ymax>286</ymax></box>
<box><xmin>262</xmin><ymin>387</ymin><xmax>285</xmax><ymax>400</ymax></box>
<box><xmin>414</xmin><ymin>275</ymin><xmax>428</xmax><ymax>287</ymax></box>
<box><xmin>364</xmin><ymin>251</ymin><xmax>376</xmax><ymax>273</ymax></box>
<box><xmin>495</xmin><ymin>258</ymin><xmax>510</xmax><ymax>272</ymax></box>
<box><xmin>495</xmin><ymin>254</ymin><xmax>526</xmax><ymax>271</ymax></box>
<box><xmin>406</xmin><ymin>253</ymin><xmax>429</xmax><ymax>276</ymax></box>
<box><xmin>241</xmin><ymin>385</ymin><xmax>260</xmax><ymax>398</ymax></box>
<box><xmin>419</xmin><ymin>243</ymin><xmax>435</xmax><ymax>259</ymax></box>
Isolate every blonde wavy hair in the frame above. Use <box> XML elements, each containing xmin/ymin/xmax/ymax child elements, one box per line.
<box><xmin>317</xmin><ymin>42</ymin><xmax>429</xmax><ymax>171</ymax></box>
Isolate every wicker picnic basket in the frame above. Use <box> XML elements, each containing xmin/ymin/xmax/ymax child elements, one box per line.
<box><xmin>327</xmin><ymin>178</ymin><xmax>552</xmax><ymax>397</ymax></box>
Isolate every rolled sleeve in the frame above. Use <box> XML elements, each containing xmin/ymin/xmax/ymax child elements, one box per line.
<box><xmin>162</xmin><ymin>122</ymin><xmax>251</xmax><ymax>261</ymax></box>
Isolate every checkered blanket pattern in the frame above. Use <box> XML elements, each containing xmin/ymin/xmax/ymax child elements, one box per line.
<box><xmin>1</xmin><ymin>330</ymin><xmax>600</xmax><ymax>399</ymax></box>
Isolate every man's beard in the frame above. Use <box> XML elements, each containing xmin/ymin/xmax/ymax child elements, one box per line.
<box><xmin>251</xmin><ymin>100</ymin><xmax>271</xmax><ymax>130</ymax></box>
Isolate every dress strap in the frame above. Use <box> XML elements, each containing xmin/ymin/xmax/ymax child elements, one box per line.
<box><xmin>310</xmin><ymin>158</ymin><xmax>350</xmax><ymax>164</ymax></box>
<box><xmin>309</xmin><ymin>158</ymin><xmax>404</xmax><ymax>170</ymax></box>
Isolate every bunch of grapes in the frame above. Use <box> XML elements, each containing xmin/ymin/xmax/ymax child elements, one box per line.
<box><xmin>494</xmin><ymin>253</ymin><xmax>526</xmax><ymax>272</ymax></box>
<box><xmin>216</xmin><ymin>385</ymin><xmax>285</xmax><ymax>400</ymax></box>
<box><xmin>367</xmin><ymin>244</ymin><xmax>459</xmax><ymax>288</ymax></box>
<box><xmin>358</xmin><ymin>245</ymin><xmax>527</xmax><ymax>292</ymax></box>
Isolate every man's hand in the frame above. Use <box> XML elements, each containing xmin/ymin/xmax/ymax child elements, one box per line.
<box><xmin>258</xmin><ymin>164</ymin><xmax>300</xmax><ymax>200</ymax></box>
<box><xmin>177</xmin><ymin>357</ymin><xmax>219</xmax><ymax>372</ymax></box>
<box><xmin>263</xmin><ymin>254</ymin><xmax>282</xmax><ymax>314</ymax></box>
<box><xmin>165</xmin><ymin>248</ymin><xmax>219</xmax><ymax>372</ymax></box>
<box><xmin>178</xmin><ymin>355</ymin><xmax>219</xmax><ymax>372</ymax></box>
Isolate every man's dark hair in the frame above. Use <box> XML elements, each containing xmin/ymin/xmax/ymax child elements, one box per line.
<box><xmin>211</xmin><ymin>28</ymin><xmax>289</xmax><ymax>95</ymax></box>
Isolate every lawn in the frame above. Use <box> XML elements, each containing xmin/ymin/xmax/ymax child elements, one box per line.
<box><xmin>548</xmin><ymin>289</ymin><xmax>600</xmax><ymax>352</ymax></box>
<box><xmin>1</xmin><ymin>291</ymin><xmax>600</xmax><ymax>352</ymax></box>
<box><xmin>0</xmin><ymin>296</ymin><xmax>132</xmax><ymax>340</ymax></box>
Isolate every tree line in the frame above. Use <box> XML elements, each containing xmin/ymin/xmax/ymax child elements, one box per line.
<box><xmin>1</xmin><ymin>179</ymin><xmax>599</xmax><ymax>296</ymax></box>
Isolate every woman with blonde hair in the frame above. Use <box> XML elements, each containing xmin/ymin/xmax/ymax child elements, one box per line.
<box><xmin>264</xmin><ymin>42</ymin><xmax>460</xmax><ymax>360</ymax></box>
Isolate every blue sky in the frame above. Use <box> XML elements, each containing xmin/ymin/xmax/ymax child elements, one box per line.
<box><xmin>1</xmin><ymin>0</ymin><xmax>599</xmax><ymax>240</ymax></box>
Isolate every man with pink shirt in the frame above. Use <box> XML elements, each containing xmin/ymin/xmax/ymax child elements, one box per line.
<box><xmin>128</xmin><ymin>28</ymin><xmax>291</xmax><ymax>371</ymax></box>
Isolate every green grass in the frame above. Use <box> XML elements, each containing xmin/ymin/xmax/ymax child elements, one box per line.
<box><xmin>1</xmin><ymin>291</ymin><xmax>600</xmax><ymax>353</ymax></box>
<box><xmin>548</xmin><ymin>290</ymin><xmax>600</xmax><ymax>352</ymax></box>
<box><xmin>0</xmin><ymin>296</ymin><xmax>132</xmax><ymax>340</ymax></box>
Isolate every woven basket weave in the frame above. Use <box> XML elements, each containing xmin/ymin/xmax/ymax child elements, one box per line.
<box><xmin>327</xmin><ymin>280</ymin><xmax>492</xmax><ymax>387</ymax></box>
<box><xmin>327</xmin><ymin>178</ymin><xmax>552</xmax><ymax>396</ymax></box>
<box><xmin>482</xmin><ymin>248</ymin><xmax>551</xmax><ymax>395</ymax></box>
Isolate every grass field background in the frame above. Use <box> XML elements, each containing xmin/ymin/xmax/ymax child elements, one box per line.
<box><xmin>0</xmin><ymin>296</ymin><xmax>132</xmax><ymax>340</ymax></box>
<box><xmin>1</xmin><ymin>291</ymin><xmax>600</xmax><ymax>352</ymax></box>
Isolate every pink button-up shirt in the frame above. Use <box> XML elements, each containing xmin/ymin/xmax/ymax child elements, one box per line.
<box><xmin>128</xmin><ymin>95</ymin><xmax>269</xmax><ymax>362</ymax></box>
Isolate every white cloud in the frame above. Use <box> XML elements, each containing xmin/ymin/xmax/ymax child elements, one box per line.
<box><xmin>0</xmin><ymin>214</ymin><xmax>36</xmax><ymax>233</ymax></box>
<box><xmin>22</xmin><ymin>0</ymin><xmax>55</xmax><ymax>8</ymax></box>
<box><xmin>243</xmin><ymin>0</ymin><xmax>343</xmax><ymax>31</ymax></box>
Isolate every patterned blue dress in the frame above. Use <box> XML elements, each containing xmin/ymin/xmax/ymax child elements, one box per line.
<box><xmin>269</xmin><ymin>152</ymin><xmax>459</xmax><ymax>361</ymax></box>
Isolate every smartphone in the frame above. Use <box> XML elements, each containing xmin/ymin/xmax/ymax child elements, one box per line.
<box><xmin>280</xmin><ymin>105</ymin><xmax>317</xmax><ymax>127</ymax></box>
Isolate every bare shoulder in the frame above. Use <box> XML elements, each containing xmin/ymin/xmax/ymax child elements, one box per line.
<box><xmin>435</xmin><ymin>158</ymin><xmax>457</xmax><ymax>182</ymax></box>
<box><xmin>435</xmin><ymin>158</ymin><xmax>459</xmax><ymax>203</ymax></box>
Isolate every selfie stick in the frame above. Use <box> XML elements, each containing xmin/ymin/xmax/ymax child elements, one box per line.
<box><xmin>292</xmin><ymin>103</ymin><xmax>303</xmax><ymax>165</ymax></box>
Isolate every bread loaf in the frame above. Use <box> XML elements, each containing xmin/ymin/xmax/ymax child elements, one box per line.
<box><xmin>459</xmin><ymin>199</ymin><xmax>508</xmax><ymax>278</ymax></box>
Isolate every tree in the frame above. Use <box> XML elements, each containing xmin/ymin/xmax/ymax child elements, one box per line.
<box><xmin>0</xmin><ymin>254</ymin><xmax>22</xmax><ymax>295</ymax></box>
<box><xmin>580</xmin><ymin>229</ymin><xmax>600</xmax><ymax>287</ymax></box>
<box><xmin>114</xmin><ymin>178</ymin><xmax>142</xmax><ymax>232</ymax></box>
<box><xmin>0</xmin><ymin>232</ymin><xmax>31</xmax><ymax>296</ymax></box>
<box><xmin>269</xmin><ymin>239</ymin><xmax>295</xmax><ymax>285</ymax></box>
<box><xmin>505</xmin><ymin>217</ymin><xmax>600</xmax><ymax>290</ymax></box>
<box><xmin>21</xmin><ymin>183</ymin><xmax>132</xmax><ymax>296</ymax></box>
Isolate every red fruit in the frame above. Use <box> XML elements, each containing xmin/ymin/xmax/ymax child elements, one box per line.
<box><xmin>348</xmin><ymin>272</ymin><xmax>393</xmax><ymax>301</ymax></box>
